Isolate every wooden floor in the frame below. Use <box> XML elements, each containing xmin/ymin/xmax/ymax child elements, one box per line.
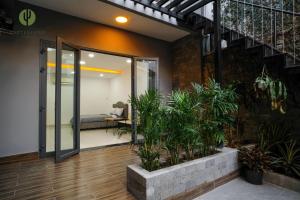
<box><xmin>0</xmin><ymin>145</ymin><xmax>139</xmax><ymax>200</ymax></box>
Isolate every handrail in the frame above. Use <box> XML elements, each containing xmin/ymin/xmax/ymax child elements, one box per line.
<box><xmin>218</xmin><ymin>0</ymin><xmax>300</xmax><ymax>64</ymax></box>
<box><xmin>230</xmin><ymin>0</ymin><xmax>300</xmax><ymax>16</ymax></box>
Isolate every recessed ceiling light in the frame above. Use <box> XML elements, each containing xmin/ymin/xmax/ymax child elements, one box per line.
<box><xmin>126</xmin><ymin>59</ymin><xmax>132</xmax><ymax>63</ymax></box>
<box><xmin>88</xmin><ymin>53</ymin><xmax>95</xmax><ymax>58</ymax></box>
<box><xmin>80</xmin><ymin>61</ymin><xmax>86</xmax><ymax>65</ymax></box>
<box><xmin>99</xmin><ymin>73</ymin><xmax>104</xmax><ymax>77</ymax></box>
<box><xmin>115</xmin><ymin>16</ymin><xmax>128</xmax><ymax>24</ymax></box>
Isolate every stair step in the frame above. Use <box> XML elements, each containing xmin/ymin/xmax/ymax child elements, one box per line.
<box><xmin>263</xmin><ymin>53</ymin><xmax>286</xmax><ymax>60</ymax></box>
<box><xmin>246</xmin><ymin>44</ymin><xmax>264</xmax><ymax>51</ymax></box>
<box><xmin>285</xmin><ymin>65</ymin><xmax>300</xmax><ymax>74</ymax></box>
<box><xmin>228</xmin><ymin>37</ymin><xmax>246</xmax><ymax>48</ymax></box>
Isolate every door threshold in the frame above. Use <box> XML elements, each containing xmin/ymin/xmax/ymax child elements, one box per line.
<box><xmin>80</xmin><ymin>142</ymin><xmax>132</xmax><ymax>152</ymax></box>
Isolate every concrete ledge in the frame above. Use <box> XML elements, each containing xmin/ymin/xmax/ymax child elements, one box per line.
<box><xmin>264</xmin><ymin>171</ymin><xmax>300</xmax><ymax>193</ymax></box>
<box><xmin>127</xmin><ymin>147</ymin><xmax>239</xmax><ymax>200</ymax></box>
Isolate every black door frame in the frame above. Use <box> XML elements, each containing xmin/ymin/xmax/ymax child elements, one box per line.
<box><xmin>39</xmin><ymin>39</ymin><xmax>159</xmax><ymax>158</ymax></box>
<box><xmin>55</xmin><ymin>37</ymin><xmax>81</xmax><ymax>162</ymax></box>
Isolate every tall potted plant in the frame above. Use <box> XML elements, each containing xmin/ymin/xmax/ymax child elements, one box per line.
<box><xmin>130</xmin><ymin>90</ymin><xmax>164</xmax><ymax>171</ymax></box>
<box><xmin>163</xmin><ymin>90</ymin><xmax>199</xmax><ymax>164</ymax></box>
<box><xmin>192</xmin><ymin>79</ymin><xmax>238</xmax><ymax>154</ymax></box>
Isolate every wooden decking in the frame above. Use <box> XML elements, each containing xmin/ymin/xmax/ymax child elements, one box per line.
<box><xmin>0</xmin><ymin>145</ymin><xmax>139</xmax><ymax>200</ymax></box>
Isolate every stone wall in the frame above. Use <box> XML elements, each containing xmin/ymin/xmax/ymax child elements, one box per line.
<box><xmin>171</xmin><ymin>34</ymin><xmax>202</xmax><ymax>90</ymax></box>
<box><xmin>127</xmin><ymin>148</ymin><xmax>239</xmax><ymax>200</ymax></box>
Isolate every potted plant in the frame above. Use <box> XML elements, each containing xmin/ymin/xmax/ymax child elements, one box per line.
<box><xmin>130</xmin><ymin>90</ymin><xmax>164</xmax><ymax>171</ymax></box>
<box><xmin>239</xmin><ymin>145</ymin><xmax>271</xmax><ymax>185</ymax></box>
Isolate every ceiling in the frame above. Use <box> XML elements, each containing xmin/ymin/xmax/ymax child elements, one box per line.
<box><xmin>19</xmin><ymin>0</ymin><xmax>190</xmax><ymax>42</ymax></box>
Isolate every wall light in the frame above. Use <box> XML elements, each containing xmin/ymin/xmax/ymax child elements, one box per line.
<box><xmin>115</xmin><ymin>16</ymin><xmax>128</xmax><ymax>24</ymax></box>
<box><xmin>126</xmin><ymin>59</ymin><xmax>132</xmax><ymax>63</ymax></box>
<box><xmin>80</xmin><ymin>60</ymin><xmax>86</xmax><ymax>65</ymax></box>
<box><xmin>99</xmin><ymin>73</ymin><xmax>104</xmax><ymax>77</ymax></box>
<box><xmin>88</xmin><ymin>53</ymin><xmax>95</xmax><ymax>58</ymax></box>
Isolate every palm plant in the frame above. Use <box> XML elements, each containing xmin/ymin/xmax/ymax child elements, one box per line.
<box><xmin>192</xmin><ymin>79</ymin><xmax>238</xmax><ymax>155</ymax></box>
<box><xmin>130</xmin><ymin>90</ymin><xmax>164</xmax><ymax>171</ymax></box>
<box><xmin>163</xmin><ymin>90</ymin><xmax>199</xmax><ymax>164</ymax></box>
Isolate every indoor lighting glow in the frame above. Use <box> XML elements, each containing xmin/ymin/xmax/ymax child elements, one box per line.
<box><xmin>126</xmin><ymin>59</ymin><xmax>132</xmax><ymax>63</ymax></box>
<box><xmin>115</xmin><ymin>16</ymin><xmax>128</xmax><ymax>24</ymax></box>
<box><xmin>80</xmin><ymin>60</ymin><xmax>86</xmax><ymax>65</ymax></box>
<box><xmin>99</xmin><ymin>73</ymin><xmax>104</xmax><ymax>77</ymax></box>
<box><xmin>88</xmin><ymin>53</ymin><xmax>95</xmax><ymax>58</ymax></box>
<box><xmin>47</xmin><ymin>62</ymin><xmax>123</xmax><ymax>74</ymax></box>
<box><xmin>71</xmin><ymin>71</ymin><xmax>75</xmax><ymax>74</ymax></box>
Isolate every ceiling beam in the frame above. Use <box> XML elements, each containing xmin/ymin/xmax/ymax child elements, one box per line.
<box><xmin>165</xmin><ymin>0</ymin><xmax>182</xmax><ymax>11</ymax></box>
<box><xmin>181</xmin><ymin>0</ymin><xmax>214</xmax><ymax>17</ymax></box>
<box><xmin>155</xmin><ymin>0</ymin><xmax>169</xmax><ymax>7</ymax></box>
<box><xmin>173</xmin><ymin>0</ymin><xmax>199</xmax><ymax>14</ymax></box>
<box><xmin>130</xmin><ymin>0</ymin><xmax>181</xmax><ymax>19</ymax></box>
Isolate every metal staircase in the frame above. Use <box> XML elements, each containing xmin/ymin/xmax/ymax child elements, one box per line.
<box><xmin>101</xmin><ymin>0</ymin><xmax>300</xmax><ymax>76</ymax></box>
<box><xmin>201</xmin><ymin>0</ymin><xmax>300</xmax><ymax>74</ymax></box>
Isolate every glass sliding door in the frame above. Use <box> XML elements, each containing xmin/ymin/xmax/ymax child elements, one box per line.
<box><xmin>135</xmin><ymin>58</ymin><xmax>159</xmax><ymax>96</ymax></box>
<box><xmin>132</xmin><ymin>58</ymin><xmax>159</xmax><ymax>143</ymax></box>
<box><xmin>55</xmin><ymin>37</ymin><xmax>80</xmax><ymax>162</ymax></box>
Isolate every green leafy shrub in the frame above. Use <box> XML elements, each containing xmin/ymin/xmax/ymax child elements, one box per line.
<box><xmin>272</xmin><ymin>141</ymin><xmax>300</xmax><ymax>178</ymax></box>
<box><xmin>132</xmin><ymin>79</ymin><xmax>239</xmax><ymax>171</ymax></box>
<box><xmin>192</xmin><ymin>79</ymin><xmax>239</xmax><ymax>155</ymax></box>
<box><xmin>163</xmin><ymin>90</ymin><xmax>198</xmax><ymax>164</ymax></box>
<box><xmin>257</xmin><ymin>121</ymin><xmax>292</xmax><ymax>152</ymax></box>
<box><xmin>131</xmin><ymin>90</ymin><xmax>164</xmax><ymax>171</ymax></box>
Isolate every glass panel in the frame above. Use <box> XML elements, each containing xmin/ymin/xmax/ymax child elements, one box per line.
<box><xmin>46</xmin><ymin>48</ymin><xmax>56</xmax><ymax>152</ymax></box>
<box><xmin>60</xmin><ymin>47</ymin><xmax>75</xmax><ymax>151</ymax></box>
<box><xmin>136</xmin><ymin>59</ymin><xmax>158</xmax><ymax>96</ymax></box>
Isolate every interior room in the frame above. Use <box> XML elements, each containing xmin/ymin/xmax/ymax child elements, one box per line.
<box><xmin>45</xmin><ymin>48</ymin><xmax>154</xmax><ymax>151</ymax></box>
<box><xmin>79</xmin><ymin>51</ymin><xmax>132</xmax><ymax>149</ymax></box>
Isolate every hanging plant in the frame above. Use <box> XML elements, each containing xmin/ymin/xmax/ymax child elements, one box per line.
<box><xmin>253</xmin><ymin>66</ymin><xmax>287</xmax><ymax>114</ymax></box>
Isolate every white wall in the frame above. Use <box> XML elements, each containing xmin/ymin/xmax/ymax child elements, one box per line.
<box><xmin>81</xmin><ymin>77</ymin><xmax>111</xmax><ymax>116</ymax></box>
<box><xmin>109</xmin><ymin>66</ymin><xmax>132</xmax><ymax>118</ymax></box>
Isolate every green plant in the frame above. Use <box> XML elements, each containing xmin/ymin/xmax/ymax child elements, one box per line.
<box><xmin>130</xmin><ymin>90</ymin><xmax>164</xmax><ymax>171</ymax></box>
<box><xmin>239</xmin><ymin>146</ymin><xmax>271</xmax><ymax>172</ymax></box>
<box><xmin>163</xmin><ymin>90</ymin><xmax>199</xmax><ymax>164</ymax></box>
<box><xmin>257</xmin><ymin>121</ymin><xmax>292</xmax><ymax>152</ymax></box>
<box><xmin>192</xmin><ymin>79</ymin><xmax>238</xmax><ymax>155</ymax></box>
<box><xmin>272</xmin><ymin>141</ymin><xmax>300</xmax><ymax>178</ymax></box>
<box><xmin>254</xmin><ymin>66</ymin><xmax>287</xmax><ymax>114</ymax></box>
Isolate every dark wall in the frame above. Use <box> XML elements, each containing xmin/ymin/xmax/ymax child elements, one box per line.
<box><xmin>171</xmin><ymin>33</ymin><xmax>300</xmax><ymax>142</ymax></box>
<box><xmin>0</xmin><ymin>2</ymin><xmax>173</xmax><ymax>157</ymax></box>
<box><xmin>203</xmin><ymin>43</ymin><xmax>300</xmax><ymax>142</ymax></box>
<box><xmin>171</xmin><ymin>34</ymin><xmax>202</xmax><ymax>90</ymax></box>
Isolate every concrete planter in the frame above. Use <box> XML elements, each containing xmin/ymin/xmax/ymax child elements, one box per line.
<box><xmin>264</xmin><ymin>171</ymin><xmax>300</xmax><ymax>193</ymax></box>
<box><xmin>127</xmin><ymin>147</ymin><xmax>239</xmax><ymax>200</ymax></box>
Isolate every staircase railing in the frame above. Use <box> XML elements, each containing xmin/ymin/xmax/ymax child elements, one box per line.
<box><xmin>220</xmin><ymin>0</ymin><xmax>300</xmax><ymax>65</ymax></box>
